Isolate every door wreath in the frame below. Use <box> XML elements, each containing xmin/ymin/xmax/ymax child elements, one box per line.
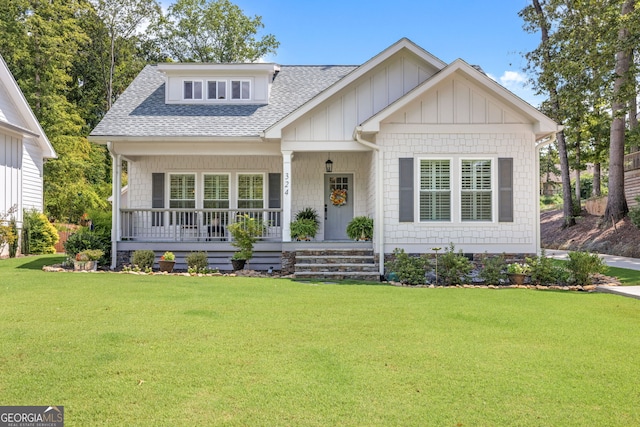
<box><xmin>330</xmin><ymin>188</ymin><xmax>347</xmax><ymax>206</ymax></box>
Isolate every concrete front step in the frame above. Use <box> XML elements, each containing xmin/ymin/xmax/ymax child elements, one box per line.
<box><xmin>295</xmin><ymin>249</ymin><xmax>374</xmax><ymax>257</ymax></box>
<box><xmin>295</xmin><ymin>263</ymin><xmax>379</xmax><ymax>273</ymax></box>
<box><xmin>294</xmin><ymin>271</ymin><xmax>381</xmax><ymax>281</ymax></box>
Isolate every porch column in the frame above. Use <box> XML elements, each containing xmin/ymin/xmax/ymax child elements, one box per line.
<box><xmin>282</xmin><ymin>150</ymin><xmax>293</xmax><ymax>241</ymax></box>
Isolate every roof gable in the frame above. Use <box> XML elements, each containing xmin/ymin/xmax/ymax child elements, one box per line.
<box><xmin>360</xmin><ymin>59</ymin><xmax>558</xmax><ymax>140</ymax></box>
<box><xmin>264</xmin><ymin>38</ymin><xmax>447</xmax><ymax>139</ymax></box>
<box><xmin>0</xmin><ymin>55</ymin><xmax>56</xmax><ymax>158</ymax></box>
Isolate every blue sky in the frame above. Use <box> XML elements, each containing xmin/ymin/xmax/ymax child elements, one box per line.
<box><xmin>159</xmin><ymin>0</ymin><xmax>544</xmax><ymax>106</ymax></box>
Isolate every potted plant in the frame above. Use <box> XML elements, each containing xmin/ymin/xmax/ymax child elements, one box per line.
<box><xmin>346</xmin><ymin>216</ymin><xmax>374</xmax><ymax>241</ymax></box>
<box><xmin>158</xmin><ymin>251</ymin><xmax>176</xmax><ymax>273</ymax></box>
<box><xmin>506</xmin><ymin>262</ymin><xmax>531</xmax><ymax>285</ymax></box>
<box><xmin>290</xmin><ymin>208</ymin><xmax>320</xmax><ymax>241</ymax></box>
<box><xmin>227</xmin><ymin>214</ymin><xmax>266</xmax><ymax>271</ymax></box>
<box><xmin>74</xmin><ymin>249</ymin><xmax>103</xmax><ymax>271</ymax></box>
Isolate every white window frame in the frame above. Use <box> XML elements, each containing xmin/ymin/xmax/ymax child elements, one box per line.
<box><xmin>206</xmin><ymin>80</ymin><xmax>227</xmax><ymax>100</ymax></box>
<box><xmin>416</xmin><ymin>156</ymin><xmax>496</xmax><ymax>225</ymax></box>
<box><xmin>419</xmin><ymin>158</ymin><xmax>452</xmax><ymax>222</ymax></box>
<box><xmin>236</xmin><ymin>172</ymin><xmax>265</xmax><ymax>209</ymax></box>
<box><xmin>460</xmin><ymin>158</ymin><xmax>494</xmax><ymax>222</ymax></box>
<box><xmin>168</xmin><ymin>173</ymin><xmax>197</xmax><ymax>209</ymax></box>
<box><xmin>230</xmin><ymin>79</ymin><xmax>251</xmax><ymax>100</ymax></box>
<box><xmin>203</xmin><ymin>173</ymin><xmax>230</xmax><ymax>209</ymax></box>
<box><xmin>183</xmin><ymin>80</ymin><xmax>203</xmax><ymax>100</ymax></box>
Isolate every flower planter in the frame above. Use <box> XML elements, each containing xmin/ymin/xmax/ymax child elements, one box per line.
<box><xmin>74</xmin><ymin>260</ymin><xmax>97</xmax><ymax>272</ymax></box>
<box><xmin>231</xmin><ymin>259</ymin><xmax>246</xmax><ymax>271</ymax></box>
<box><xmin>507</xmin><ymin>273</ymin><xmax>527</xmax><ymax>285</ymax></box>
<box><xmin>158</xmin><ymin>260</ymin><xmax>175</xmax><ymax>273</ymax></box>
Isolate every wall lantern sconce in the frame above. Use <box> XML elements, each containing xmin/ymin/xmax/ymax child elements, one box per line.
<box><xmin>325</xmin><ymin>154</ymin><xmax>333</xmax><ymax>173</ymax></box>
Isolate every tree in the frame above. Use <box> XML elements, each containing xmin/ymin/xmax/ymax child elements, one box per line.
<box><xmin>90</xmin><ymin>0</ymin><xmax>161</xmax><ymax>109</ymax></box>
<box><xmin>604</xmin><ymin>0</ymin><xmax>636</xmax><ymax>223</ymax></box>
<box><xmin>151</xmin><ymin>0</ymin><xmax>279</xmax><ymax>62</ymax></box>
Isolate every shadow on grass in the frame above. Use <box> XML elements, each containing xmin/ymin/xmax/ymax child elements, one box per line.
<box><xmin>16</xmin><ymin>255</ymin><xmax>66</xmax><ymax>270</ymax></box>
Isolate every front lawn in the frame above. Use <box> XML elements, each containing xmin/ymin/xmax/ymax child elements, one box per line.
<box><xmin>1</xmin><ymin>255</ymin><xmax>639</xmax><ymax>426</ymax></box>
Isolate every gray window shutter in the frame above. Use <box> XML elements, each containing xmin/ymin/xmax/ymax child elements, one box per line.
<box><xmin>498</xmin><ymin>158</ymin><xmax>513</xmax><ymax>222</ymax></box>
<box><xmin>152</xmin><ymin>173</ymin><xmax>165</xmax><ymax>226</ymax></box>
<box><xmin>399</xmin><ymin>158</ymin><xmax>414</xmax><ymax>222</ymax></box>
<box><xmin>268</xmin><ymin>173</ymin><xmax>281</xmax><ymax>226</ymax></box>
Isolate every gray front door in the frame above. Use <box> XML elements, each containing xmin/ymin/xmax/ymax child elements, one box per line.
<box><xmin>324</xmin><ymin>174</ymin><xmax>354</xmax><ymax>240</ymax></box>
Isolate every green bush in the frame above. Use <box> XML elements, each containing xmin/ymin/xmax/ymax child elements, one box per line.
<box><xmin>22</xmin><ymin>210</ymin><xmax>58</xmax><ymax>254</ymax></box>
<box><xmin>64</xmin><ymin>230</ymin><xmax>110</xmax><ymax>265</ymax></box>
<box><xmin>439</xmin><ymin>244</ymin><xmax>472</xmax><ymax>285</ymax></box>
<box><xmin>131</xmin><ymin>250</ymin><xmax>155</xmax><ymax>270</ymax></box>
<box><xmin>526</xmin><ymin>249</ymin><xmax>563</xmax><ymax>285</ymax></box>
<box><xmin>186</xmin><ymin>252</ymin><xmax>208</xmax><ymax>272</ymax></box>
<box><xmin>478</xmin><ymin>253</ymin><xmax>507</xmax><ymax>285</ymax></box>
<box><xmin>385</xmin><ymin>248</ymin><xmax>430</xmax><ymax>285</ymax></box>
<box><xmin>346</xmin><ymin>216</ymin><xmax>374</xmax><ymax>241</ymax></box>
<box><xmin>566</xmin><ymin>251</ymin><xmax>607</xmax><ymax>285</ymax></box>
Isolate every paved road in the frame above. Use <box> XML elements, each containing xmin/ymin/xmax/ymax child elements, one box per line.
<box><xmin>545</xmin><ymin>249</ymin><xmax>640</xmax><ymax>300</ymax></box>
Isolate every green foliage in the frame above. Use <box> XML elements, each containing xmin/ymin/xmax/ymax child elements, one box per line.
<box><xmin>131</xmin><ymin>250</ymin><xmax>155</xmax><ymax>269</ymax></box>
<box><xmin>0</xmin><ymin>206</ymin><xmax>18</xmax><ymax>257</ymax></box>
<box><xmin>8</xmin><ymin>218</ymin><xmax>19</xmax><ymax>258</ymax></box>
<box><xmin>295</xmin><ymin>207</ymin><xmax>320</xmax><ymax>225</ymax></box>
<box><xmin>76</xmin><ymin>249</ymin><xmax>104</xmax><ymax>261</ymax></box>
<box><xmin>290</xmin><ymin>219</ymin><xmax>318</xmax><ymax>240</ymax></box>
<box><xmin>22</xmin><ymin>210</ymin><xmax>58</xmax><ymax>255</ymax></box>
<box><xmin>526</xmin><ymin>250</ymin><xmax>564</xmax><ymax>286</ymax></box>
<box><xmin>151</xmin><ymin>0</ymin><xmax>279</xmax><ymax>62</ymax></box>
<box><xmin>185</xmin><ymin>252</ymin><xmax>208</xmax><ymax>272</ymax></box>
<box><xmin>227</xmin><ymin>214</ymin><xmax>266</xmax><ymax>260</ymax></box>
<box><xmin>161</xmin><ymin>251</ymin><xmax>175</xmax><ymax>261</ymax></box>
<box><xmin>439</xmin><ymin>244</ymin><xmax>472</xmax><ymax>285</ymax></box>
<box><xmin>385</xmin><ymin>248</ymin><xmax>430</xmax><ymax>285</ymax></box>
<box><xmin>478</xmin><ymin>253</ymin><xmax>507</xmax><ymax>285</ymax></box>
<box><xmin>63</xmin><ymin>229</ymin><xmax>110</xmax><ymax>266</ymax></box>
<box><xmin>566</xmin><ymin>251</ymin><xmax>607</xmax><ymax>285</ymax></box>
<box><xmin>506</xmin><ymin>262</ymin><xmax>531</xmax><ymax>275</ymax></box>
<box><xmin>346</xmin><ymin>216</ymin><xmax>374</xmax><ymax>241</ymax></box>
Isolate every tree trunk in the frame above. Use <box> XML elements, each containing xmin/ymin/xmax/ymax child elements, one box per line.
<box><xmin>604</xmin><ymin>0</ymin><xmax>634</xmax><ymax>223</ymax></box>
<box><xmin>575</xmin><ymin>142</ymin><xmax>581</xmax><ymax>201</ymax></box>
<box><xmin>593</xmin><ymin>163</ymin><xmax>601</xmax><ymax>197</ymax></box>
<box><xmin>532</xmin><ymin>0</ymin><xmax>575</xmax><ymax>226</ymax></box>
<box><xmin>629</xmin><ymin>72</ymin><xmax>638</xmax><ymax>152</ymax></box>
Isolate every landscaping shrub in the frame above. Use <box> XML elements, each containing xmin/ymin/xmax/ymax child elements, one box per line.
<box><xmin>22</xmin><ymin>209</ymin><xmax>58</xmax><ymax>254</ymax></box>
<box><xmin>385</xmin><ymin>248</ymin><xmax>430</xmax><ymax>285</ymax></box>
<box><xmin>478</xmin><ymin>253</ymin><xmax>507</xmax><ymax>285</ymax></box>
<box><xmin>131</xmin><ymin>250</ymin><xmax>155</xmax><ymax>270</ymax></box>
<box><xmin>186</xmin><ymin>252</ymin><xmax>209</xmax><ymax>273</ymax></box>
<box><xmin>8</xmin><ymin>218</ymin><xmax>18</xmax><ymax>258</ymax></box>
<box><xmin>526</xmin><ymin>249</ymin><xmax>564</xmax><ymax>285</ymax></box>
<box><xmin>566</xmin><ymin>251</ymin><xmax>607</xmax><ymax>285</ymax></box>
<box><xmin>64</xmin><ymin>230</ymin><xmax>109</xmax><ymax>263</ymax></box>
<box><xmin>439</xmin><ymin>244</ymin><xmax>472</xmax><ymax>285</ymax></box>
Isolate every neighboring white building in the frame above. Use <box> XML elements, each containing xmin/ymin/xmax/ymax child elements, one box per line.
<box><xmin>0</xmin><ymin>55</ymin><xmax>56</xmax><ymax>257</ymax></box>
<box><xmin>89</xmin><ymin>38</ymin><xmax>559</xmax><ymax>276</ymax></box>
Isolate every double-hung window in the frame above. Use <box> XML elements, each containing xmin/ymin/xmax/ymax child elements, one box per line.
<box><xmin>419</xmin><ymin>160</ymin><xmax>451</xmax><ymax>221</ymax></box>
<box><xmin>231</xmin><ymin>80</ymin><xmax>251</xmax><ymax>100</ymax></box>
<box><xmin>170</xmin><ymin>174</ymin><xmax>196</xmax><ymax>225</ymax></box>
<box><xmin>207</xmin><ymin>80</ymin><xmax>226</xmax><ymax>100</ymax></box>
<box><xmin>183</xmin><ymin>80</ymin><xmax>203</xmax><ymax>100</ymax></box>
<box><xmin>461</xmin><ymin>159</ymin><xmax>492</xmax><ymax>221</ymax></box>
<box><xmin>237</xmin><ymin>174</ymin><xmax>263</xmax><ymax>209</ymax></box>
<box><xmin>203</xmin><ymin>174</ymin><xmax>229</xmax><ymax>209</ymax></box>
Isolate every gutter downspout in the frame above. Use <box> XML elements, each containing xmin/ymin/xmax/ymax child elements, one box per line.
<box><xmin>535</xmin><ymin>132</ymin><xmax>558</xmax><ymax>255</ymax></box>
<box><xmin>354</xmin><ymin>126</ymin><xmax>384</xmax><ymax>278</ymax></box>
<box><xmin>107</xmin><ymin>142</ymin><xmax>121</xmax><ymax>270</ymax></box>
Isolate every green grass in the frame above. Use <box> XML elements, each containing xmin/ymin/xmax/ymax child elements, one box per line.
<box><xmin>1</xmin><ymin>255</ymin><xmax>640</xmax><ymax>426</ymax></box>
<box><xmin>605</xmin><ymin>266</ymin><xmax>640</xmax><ymax>285</ymax></box>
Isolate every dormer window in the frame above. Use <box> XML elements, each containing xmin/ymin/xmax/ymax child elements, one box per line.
<box><xmin>207</xmin><ymin>80</ymin><xmax>227</xmax><ymax>100</ymax></box>
<box><xmin>231</xmin><ymin>80</ymin><xmax>251</xmax><ymax>100</ymax></box>
<box><xmin>183</xmin><ymin>80</ymin><xmax>203</xmax><ymax>100</ymax></box>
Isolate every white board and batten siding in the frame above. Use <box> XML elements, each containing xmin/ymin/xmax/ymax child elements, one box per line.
<box><xmin>282</xmin><ymin>52</ymin><xmax>440</xmax><ymax>143</ymax></box>
<box><xmin>0</xmin><ymin>131</ymin><xmax>22</xmax><ymax>216</ymax></box>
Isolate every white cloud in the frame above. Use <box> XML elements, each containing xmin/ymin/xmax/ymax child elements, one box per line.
<box><xmin>496</xmin><ymin>70</ymin><xmax>544</xmax><ymax>108</ymax></box>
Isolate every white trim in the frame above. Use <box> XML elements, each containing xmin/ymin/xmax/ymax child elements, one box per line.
<box><xmin>202</xmin><ymin>172</ymin><xmax>231</xmax><ymax>208</ymax></box>
<box><xmin>236</xmin><ymin>172</ymin><xmax>266</xmax><ymax>209</ymax></box>
<box><xmin>168</xmin><ymin>172</ymin><xmax>197</xmax><ymax>208</ymax></box>
<box><xmin>415</xmin><ymin>155</ymin><xmax>496</xmax><ymax>225</ymax></box>
<box><xmin>182</xmin><ymin>79</ymin><xmax>203</xmax><ymax>100</ymax></box>
<box><xmin>230</xmin><ymin>79</ymin><xmax>252</xmax><ymax>100</ymax></box>
<box><xmin>206</xmin><ymin>80</ymin><xmax>227</xmax><ymax>100</ymax></box>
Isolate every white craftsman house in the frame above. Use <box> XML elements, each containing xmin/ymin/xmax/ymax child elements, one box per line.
<box><xmin>0</xmin><ymin>55</ymin><xmax>56</xmax><ymax>257</ymax></box>
<box><xmin>89</xmin><ymin>38</ymin><xmax>558</xmax><ymax>278</ymax></box>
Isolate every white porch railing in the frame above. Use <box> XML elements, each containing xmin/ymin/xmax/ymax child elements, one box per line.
<box><xmin>120</xmin><ymin>209</ymin><xmax>282</xmax><ymax>242</ymax></box>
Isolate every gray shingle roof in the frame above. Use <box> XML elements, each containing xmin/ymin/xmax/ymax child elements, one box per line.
<box><xmin>90</xmin><ymin>65</ymin><xmax>358</xmax><ymax>138</ymax></box>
